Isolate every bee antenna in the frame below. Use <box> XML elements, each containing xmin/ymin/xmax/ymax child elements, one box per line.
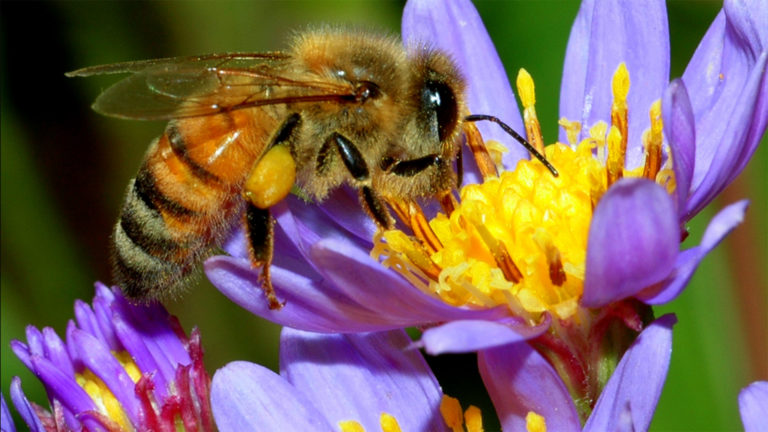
<box><xmin>464</xmin><ymin>114</ymin><xmax>558</xmax><ymax>177</ymax></box>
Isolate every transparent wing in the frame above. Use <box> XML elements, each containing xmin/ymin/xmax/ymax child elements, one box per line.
<box><xmin>67</xmin><ymin>53</ymin><xmax>356</xmax><ymax>120</ymax></box>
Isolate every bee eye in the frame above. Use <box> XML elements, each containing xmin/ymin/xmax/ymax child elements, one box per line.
<box><xmin>422</xmin><ymin>80</ymin><xmax>458</xmax><ymax>142</ymax></box>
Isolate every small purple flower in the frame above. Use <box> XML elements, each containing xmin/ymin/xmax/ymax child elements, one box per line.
<box><xmin>739</xmin><ymin>381</ymin><xmax>768</xmax><ymax>432</ymax></box>
<box><xmin>210</xmin><ymin>328</ymin><xmax>475</xmax><ymax>432</ymax></box>
<box><xmin>4</xmin><ymin>282</ymin><xmax>214</xmax><ymax>432</ymax></box>
<box><xmin>479</xmin><ymin>314</ymin><xmax>676</xmax><ymax>431</ymax></box>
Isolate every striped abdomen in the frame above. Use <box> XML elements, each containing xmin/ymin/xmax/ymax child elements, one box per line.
<box><xmin>112</xmin><ymin>109</ymin><xmax>279</xmax><ymax>301</ymax></box>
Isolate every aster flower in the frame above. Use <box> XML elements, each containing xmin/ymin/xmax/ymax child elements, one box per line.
<box><xmin>205</xmin><ymin>0</ymin><xmax>765</xmax><ymax>424</ymax></box>
<box><xmin>4</xmin><ymin>282</ymin><xmax>213</xmax><ymax>432</ymax></box>
<box><xmin>208</xmin><ymin>0</ymin><xmax>765</xmax><ymax>343</ymax></box>
<box><xmin>739</xmin><ymin>381</ymin><xmax>768</xmax><ymax>432</ymax></box>
<box><xmin>210</xmin><ymin>328</ymin><xmax>477</xmax><ymax>432</ymax></box>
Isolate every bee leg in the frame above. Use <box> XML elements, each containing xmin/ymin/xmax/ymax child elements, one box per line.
<box><xmin>386</xmin><ymin>154</ymin><xmax>441</xmax><ymax>177</ymax></box>
<box><xmin>328</xmin><ymin>132</ymin><xmax>394</xmax><ymax>229</ymax></box>
<box><xmin>360</xmin><ymin>186</ymin><xmax>394</xmax><ymax>229</ymax></box>
<box><xmin>244</xmin><ymin>202</ymin><xmax>284</xmax><ymax>310</ymax></box>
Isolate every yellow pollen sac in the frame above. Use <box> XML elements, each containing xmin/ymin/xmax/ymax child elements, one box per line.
<box><xmin>244</xmin><ymin>144</ymin><xmax>296</xmax><ymax>209</ymax></box>
<box><xmin>610</xmin><ymin>63</ymin><xmax>630</xmax><ymax>183</ymax></box>
<box><xmin>558</xmin><ymin>118</ymin><xmax>581</xmax><ymax>147</ymax></box>
<box><xmin>643</xmin><ymin>99</ymin><xmax>663</xmax><ymax>180</ymax></box>
<box><xmin>516</xmin><ymin>69</ymin><xmax>545</xmax><ymax>154</ymax></box>
<box><xmin>338</xmin><ymin>413</ymin><xmax>403</xmax><ymax>432</ymax></box>
<box><xmin>440</xmin><ymin>395</ymin><xmax>483</xmax><ymax>432</ymax></box>
<box><xmin>606</xmin><ymin>125</ymin><xmax>625</xmax><ymax>186</ymax></box>
<box><xmin>379</xmin><ymin>413</ymin><xmax>402</xmax><ymax>432</ymax></box>
<box><xmin>339</xmin><ymin>420</ymin><xmax>366</xmax><ymax>432</ymax></box>
<box><xmin>525</xmin><ymin>411</ymin><xmax>547</xmax><ymax>432</ymax></box>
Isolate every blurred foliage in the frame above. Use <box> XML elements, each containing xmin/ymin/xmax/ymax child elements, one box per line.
<box><xmin>1</xmin><ymin>1</ymin><xmax>764</xmax><ymax>431</ymax></box>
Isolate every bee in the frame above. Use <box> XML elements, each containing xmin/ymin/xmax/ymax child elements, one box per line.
<box><xmin>69</xmin><ymin>29</ymin><xmax>556</xmax><ymax>309</ymax></box>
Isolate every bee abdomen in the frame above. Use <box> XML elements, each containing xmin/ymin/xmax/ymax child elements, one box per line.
<box><xmin>112</xmin><ymin>175</ymin><xmax>202</xmax><ymax>301</ymax></box>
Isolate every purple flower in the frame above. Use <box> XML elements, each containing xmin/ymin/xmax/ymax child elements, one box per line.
<box><xmin>739</xmin><ymin>381</ymin><xmax>768</xmax><ymax>432</ymax></box>
<box><xmin>4</xmin><ymin>282</ymin><xmax>214</xmax><ymax>432</ymax></box>
<box><xmin>480</xmin><ymin>314</ymin><xmax>676</xmax><ymax>431</ymax></box>
<box><xmin>205</xmin><ymin>0</ymin><xmax>765</xmax><ymax>423</ymax></box>
<box><xmin>208</xmin><ymin>0</ymin><xmax>764</xmax><ymax>347</ymax></box>
<box><xmin>210</xmin><ymin>328</ymin><xmax>476</xmax><ymax>432</ymax></box>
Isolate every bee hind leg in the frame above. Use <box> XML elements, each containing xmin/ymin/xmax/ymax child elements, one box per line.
<box><xmin>244</xmin><ymin>202</ymin><xmax>284</xmax><ymax>309</ymax></box>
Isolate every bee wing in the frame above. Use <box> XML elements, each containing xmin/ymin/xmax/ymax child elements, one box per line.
<box><xmin>67</xmin><ymin>53</ymin><xmax>356</xmax><ymax>120</ymax></box>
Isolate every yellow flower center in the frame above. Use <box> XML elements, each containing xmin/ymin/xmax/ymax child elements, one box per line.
<box><xmin>372</xmin><ymin>63</ymin><xmax>674</xmax><ymax>321</ymax></box>
<box><xmin>75</xmin><ymin>351</ymin><xmax>142</xmax><ymax>431</ymax></box>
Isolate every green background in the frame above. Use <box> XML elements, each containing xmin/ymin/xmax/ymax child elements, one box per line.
<box><xmin>1</xmin><ymin>1</ymin><xmax>765</xmax><ymax>431</ymax></box>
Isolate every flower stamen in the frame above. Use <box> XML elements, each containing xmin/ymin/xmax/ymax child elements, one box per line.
<box><xmin>606</xmin><ymin>125</ymin><xmax>624</xmax><ymax>186</ymax></box>
<box><xmin>517</xmin><ymin>69</ymin><xmax>545</xmax><ymax>154</ymax></box>
<box><xmin>642</xmin><ymin>100</ymin><xmax>663</xmax><ymax>180</ymax></box>
<box><xmin>440</xmin><ymin>395</ymin><xmax>483</xmax><ymax>432</ymax></box>
<box><xmin>525</xmin><ymin>411</ymin><xmax>547</xmax><ymax>432</ymax></box>
<box><xmin>472</xmin><ymin>220</ymin><xmax>523</xmax><ymax>284</ymax></box>
<box><xmin>463</xmin><ymin>121</ymin><xmax>500</xmax><ymax>179</ymax></box>
<box><xmin>610</xmin><ymin>63</ymin><xmax>630</xmax><ymax>162</ymax></box>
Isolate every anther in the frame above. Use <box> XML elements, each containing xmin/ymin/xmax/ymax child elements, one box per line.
<box><xmin>606</xmin><ymin>126</ymin><xmax>624</xmax><ymax>186</ymax></box>
<box><xmin>610</xmin><ymin>63</ymin><xmax>629</xmax><ymax>179</ymax></box>
<box><xmin>462</xmin><ymin>121</ymin><xmax>499</xmax><ymax>179</ymax></box>
<box><xmin>438</xmin><ymin>190</ymin><xmax>458</xmax><ymax>216</ymax></box>
<box><xmin>533</xmin><ymin>230</ymin><xmax>566</xmax><ymax>287</ymax></box>
<box><xmin>558</xmin><ymin>118</ymin><xmax>581</xmax><ymax>147</ymax></box>
<box><xmin>643</xmin><ymin>100</ymin><xmax>663</xmax><ymax>180</ymax></box>
<box><xmin>517</xmin><ymin>68</ymin><xmax>546</xmax><ymax>154</ymax></box>
<box><xmin>473</xmin><ymin>222</ymin><xmax>523</xmax><ymax>284</ymax></box>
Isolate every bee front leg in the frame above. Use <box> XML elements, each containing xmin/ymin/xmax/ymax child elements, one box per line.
<box><xmin>384</xmin><ymin>154</ymin><xmax>441</xmax><ymax>177</ymax></box>
<box><xmin>244</xmin><ymin>202</ymin><xmax>283</xmax><ymax>310</ymax></box>
<box><xmin>327</xmin><ymin>132</ymin><xmax>394</xmax><ymax>229</ymax></box>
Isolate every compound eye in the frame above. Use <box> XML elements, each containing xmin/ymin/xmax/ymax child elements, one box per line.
<box><xmin>422</xmin><ymin>80</ymin><xmax>458</xmax><ymax>142</ymax></box>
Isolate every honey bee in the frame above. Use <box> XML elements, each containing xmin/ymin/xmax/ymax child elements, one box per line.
<box><xmin>69</xmin><ymin>29</ymin><xmax>556</xmax><ymax>309</ymax></box>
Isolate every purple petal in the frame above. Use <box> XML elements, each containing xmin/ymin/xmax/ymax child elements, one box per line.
<box><xmin>662</xmin><ymin>79</ymin><xmax>696</xmax><ymax>221</ymax></box>
<box><xmin>739</xmin><ymin>381</ymin><xmax>768</xmax><ymax>432</ymax></box>
<box><xmin>582</xmin><ymin>179</ymin><xmax>679</xmax><ymax>308</ymax></box>
<box><xmin>280</xmin><ymin>328</ymin><xmax>447</xmax><ymax>431</ymax></box>
<box><xmin>41</xmin><ymin>327</ymin><xmax>74</xmax><ymax>378</ymax></box>
<box><xmin>24</xmin><ymin>326</ymin><xmax>44</xmax><ymax>358</ymax></box>
<box><xmin>559</xmin><ymin>0</ymin><xmax>670</xmax><ymax>167</ymax></box>
<box><xmin>309</xmin><ymin>237</ymin><xmax>511</xmax><ymax>324</ymax></box>
<box><xmin>205</xmin><ymin>255</ymin><xmax>395</xmax><ymax>332</ymax></box>
<box><xmin>74</xmin><ymin>299</ymin><xmax>106</xmax><ymax>345</ymax></box>
<box><xmin>110</xmin><ymin>293</ymin><xmax>191</xmax><ymax>372</ymax></box>
<box><xmin>69</xmin><ymin>330</ymin><xmax>141</xmax><ymax>425</ymax></box>
<box><xmin>683</xmin><ymin>0</ymin><xmax>768</xmax><ymax>216</ymax></box>
<box><xmin>402</xmin><ymin>0</ymin><xmax>526</xmax><ymax>179</ymax></box>
<box><xmin>584</xmin><ymin>314</ymin><xmax>676</xmax><ymax>432</ymax></box>
<box><xmin>1</xmin><ymin>392</ymin><xmax>17</xmax><ymax>432</ymax></box>
<box><xmin>111</xmin><ymin>312</ymin><xmax>170</xmax><ymax>399</ymax></box>
<box><xmin>9</xmin><ymin>340</ymin><xmax>32</xmax><ymax>372</ymax></box>
<box><xmin>9</xmin><ymin>378</ymin><xmax>44</xmax><ymax>432</ymax></box>
<box><xmin>419</xmin><ymin>316</ymin><xmax>550</xmax><ymax>355</ymax></box>
<box><xmin>638</xmin><ymin>200</ymin><xmax>748</xmax><ymax>304</ymax></box>
<box><xmin>211</xmin><ymin>361</ymin><xmax>332</xmax><ymax>432</ymax></box>
<box><xmin>26</xmin><ymin>357</ymin><xmax>106</xmax><ymax>432</ymax></box>
<box><xmin>478</xmin><ymin>341</ymin><xmax>580</xmax><ymax>432</ymax></box>
<box><xmin>316</xmin><ymin>188</ymin><xmax>378</xmax><ymax>244</ymax></box>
